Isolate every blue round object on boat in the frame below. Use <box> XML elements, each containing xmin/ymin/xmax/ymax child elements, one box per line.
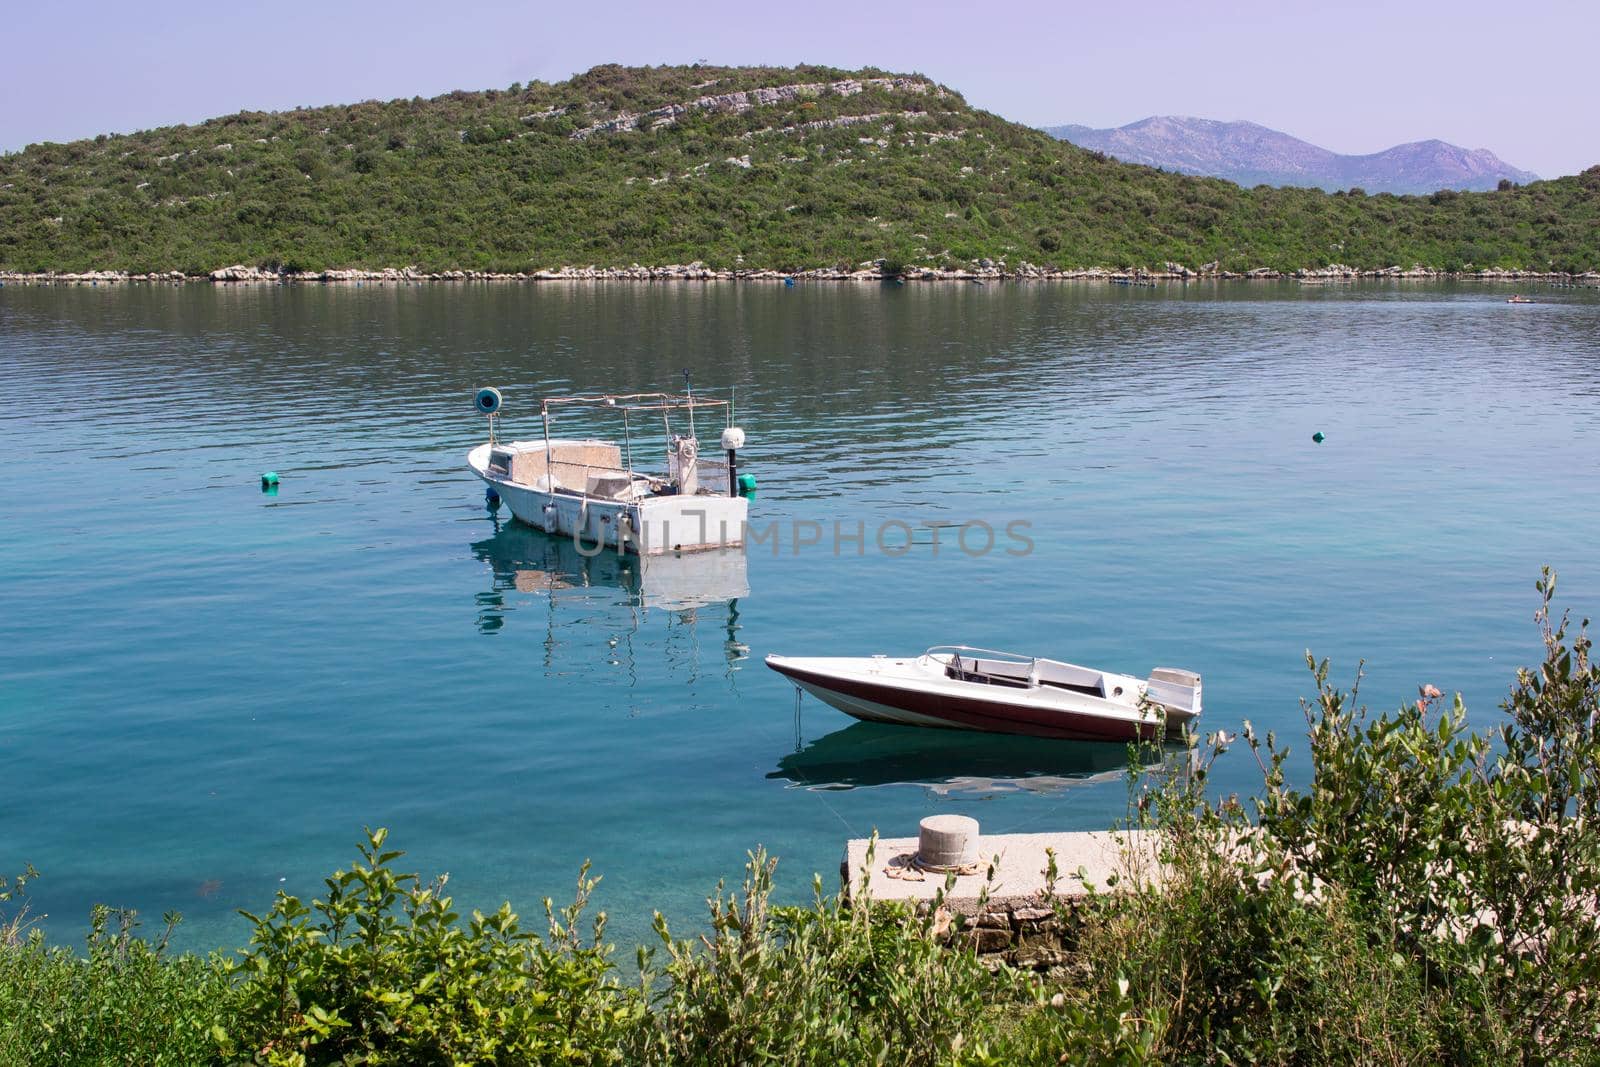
<box><xmin>474</xmin><ymin>387</ymin><xmax>502</xmax><ymax>414</ymax></box>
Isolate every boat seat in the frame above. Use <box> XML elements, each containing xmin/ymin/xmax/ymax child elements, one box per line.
<box><xmin>586</xmin><ymin>472</ymin><xmax>635</xmax><ymax>500</ymax></box>
<box><xmin>945</xmin><ymin>656</ymin><xmax>1032</xmax><ymax>689</ymax></box>
<box><xmin>1032</xmin><ymin>659</ymin><xmax>1105</xmax><ymax>697</ymax></box>
<box><xmin>945</xmin><ymin>664</ymin><xmax>1031</xmax><ymax>689</ymax></box>
<box><xmin>1038</xmin><ymin>679</ymin><xmax>1105</xmax><ymax>697</ymax></box>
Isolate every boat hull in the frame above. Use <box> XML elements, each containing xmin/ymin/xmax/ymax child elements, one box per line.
<box><xmin>767</xmin><ymin>654</ymin><xmax>1194</xmax><ymax>743</ymax></box>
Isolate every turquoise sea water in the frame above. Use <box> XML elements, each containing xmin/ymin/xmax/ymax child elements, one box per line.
<box><xmin>1</xmin><ymin>280</ymin><xmax>1596</xmax><ymax>953</ymax></box>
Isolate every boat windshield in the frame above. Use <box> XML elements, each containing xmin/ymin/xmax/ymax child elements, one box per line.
<box><xmin>928</xmin><ymin>646</ymin><xmax>1036</xmax><ymax>690</ymax></box>
<box><xmin>924</xmin><ymin>645</ymin><xmax>1034</xmax><ymax>664</ymax></box>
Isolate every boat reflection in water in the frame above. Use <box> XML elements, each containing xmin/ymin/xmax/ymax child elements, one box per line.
<box><xmin>470</xmin><ymin>518</ymin><xmax>749</xmax><ymax>677</ymax></box>
<box><xmin>770</xmin><ymin>720</ymin><xmax>1182</xmax><ymax>796</ymax></box>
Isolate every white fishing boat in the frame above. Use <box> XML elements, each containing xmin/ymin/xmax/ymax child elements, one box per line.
<box><xmin>766</xmin><ymin>647</ymin><xmax>1201</xmax><ymax>742</ymax></box>
<box><xmin>467</xmin><ymin>387</ymin><xmax>751</xmax><ymax>555</ymax></box>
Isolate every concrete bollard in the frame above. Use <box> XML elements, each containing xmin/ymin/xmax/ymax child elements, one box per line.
<box><xmin>917</xmin><ymin>814</ymin><xmax>980</xmax><ymax>871</ymax></box>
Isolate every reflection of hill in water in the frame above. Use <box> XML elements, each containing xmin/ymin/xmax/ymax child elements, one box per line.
<box><xmin>470</xmin><ymin>519</ymin><xmax>749</xmax><ymax>673</ymax></box>
<box><xmin>770</xmin><ymin>721</ymin><xmax>1179</xmax><ymax>796</ymax></box>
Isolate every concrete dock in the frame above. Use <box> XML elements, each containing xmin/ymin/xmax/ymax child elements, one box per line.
<box><xmin>842</xmin><ymin>828</ymin><xmax>1157</xmax><ymax>914</ymax></box>
<box><xmin>841</xmin><ymin>825</ymin><xmax>1160</xmax><ymax>969</ymax></box>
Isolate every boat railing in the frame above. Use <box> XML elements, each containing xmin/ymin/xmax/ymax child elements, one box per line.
<box><xmin>695</xmin><ymin>456</ymin><xmax>731</xmax><ymax>494</ymax></box>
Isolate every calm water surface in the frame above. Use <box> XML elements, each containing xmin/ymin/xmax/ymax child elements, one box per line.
<box><xmin>1</xmin><ymin>280</ymin><xmax>1596</xmax><ymax>952</ymax></box>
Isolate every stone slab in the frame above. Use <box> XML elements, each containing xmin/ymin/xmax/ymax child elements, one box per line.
<box><xmin>842</xmin><ymin>830</ymin><xmax>1157</xmax><ymax>914</ymax></box>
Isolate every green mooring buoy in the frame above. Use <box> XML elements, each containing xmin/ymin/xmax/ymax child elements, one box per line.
<box><xmin>260</xmin><ymin>471</ymin><xmax>280</xmax><ymax>487</ymax></box>
<box><xmin>1311</xmin><ymin>432</ymin><xmax>1325</xmax><ymax>444</ymax></box>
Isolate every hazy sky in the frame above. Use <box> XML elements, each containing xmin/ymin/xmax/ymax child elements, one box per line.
<box><xmin>5</xmin><ymin>0</ymin><xmax>1595</xmax><ymax>178</ymax></box>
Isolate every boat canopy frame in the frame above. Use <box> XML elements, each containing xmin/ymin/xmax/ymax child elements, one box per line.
<box><xmin>536</xmin><ymin>392</ymin><xmax>735</xmax><ymax>492</ymax></box>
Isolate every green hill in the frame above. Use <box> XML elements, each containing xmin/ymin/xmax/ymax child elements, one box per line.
<box><xmin>2</xmin><ymin>63</ymin><xmax>1597</xmax><ymax>275</ymax></box>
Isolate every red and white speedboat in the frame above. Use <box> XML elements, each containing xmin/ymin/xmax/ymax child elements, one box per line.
<box><xmin>765</xmin><ymin>646</ymin><xmax>1201</xmax><ymax>742</ymax></box>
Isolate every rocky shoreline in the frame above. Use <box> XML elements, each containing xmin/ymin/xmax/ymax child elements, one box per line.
<box><xmin>3</xmin><ymin>262</ymin><xmax>1598</xmax><ymax>286</ymax></box>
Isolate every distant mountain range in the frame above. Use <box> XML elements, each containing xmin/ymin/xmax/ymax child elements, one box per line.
<box><xmin>1042</xmin><ymin>116</ymin><xmax>1539</xmax><ymax>195</ymax></box>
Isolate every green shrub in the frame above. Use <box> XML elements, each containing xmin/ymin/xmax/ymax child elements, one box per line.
<box><xmin>222</xmin><ymin>828</ymin><xmax>641</xmax><ymax>1065</ymax></box>
<box><xmin>0</xmin><ymin>907</ymin><xmax>229</xmax><ymax>1067</ymax></box>
<box><xmin>1244</xmin><ymin>568</ymin><xmax>1600</xmax><ymax>1059</ymax></box>
<box><xmin>637</xmin><ymin>846</ymin><xmax>1021</xmax><ymax>1065</ymax></box>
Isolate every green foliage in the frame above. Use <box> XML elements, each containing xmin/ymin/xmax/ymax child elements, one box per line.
<box><xmin>223</xmin><ymin>826</ymin><xmax>640</xmax><ymax>1065</ymax></box>
<box><xmin>637</xmin><ymin>845</ymin><xmax>1016</xmax><ymax>1065</ymax></box>
<box><xmin>1051</xmin><ymin>566</ymin><xmax>1600</xmax><ymax>1064</ymax></box>
<box><xmin>1</xmin><ymin>65</ymin><xmax>1596</xmax><ymax>274</ymax></box>
<box><xmin>1014</xmin><ymin>772</ymin><xmax>1441</xmax><ymax>1063</ymax></box>
<box><xmin>0</xmin><ymin>863</ymin><xmax>40</xmax><ymax>946</ymax></box>
<box><xmin>0</xmin><ymin>906</ymin><xmax>230</xmax><ymax>1067</ymax></box>
<box><xmin>1235</xmin><ymin>569</ymin><xmax>1600</xmax><ymax>1059</ymax></box>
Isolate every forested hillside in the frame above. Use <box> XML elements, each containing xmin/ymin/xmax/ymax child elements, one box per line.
<box><xmin>1</xmin><ymin>64</ymin><xmax>1596</xmax><ymax>274</ymax></box>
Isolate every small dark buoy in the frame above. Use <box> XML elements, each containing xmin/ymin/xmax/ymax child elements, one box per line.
<box><xmin>485</xmin><ymin>487</ymin><xmax>501</xmax><ymax>510</ymax></box>
<box><xmin>783</xmin><ymin>277</ymin><xmax>795</xmax><ymax>288</ymax></box>
<box><xmin>1311</xmin><ymin>432</ymin><xmax>1326</xmax><ymax>444</ymax></box>
<box><xmin>260</xmin><ymin>471</ymin><xmax>280</xmax><ymax>487</ymax></box>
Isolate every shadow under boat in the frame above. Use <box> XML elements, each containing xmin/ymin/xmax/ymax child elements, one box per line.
<box><xmin>769</xmin><ymin>720</ymin><xmax>1182</xmax><ymax>796</ymax></box>
<box><xmin>471</xmin><ymin>517</ymin><xmax>750</xmax><ymax>612</ymax></box>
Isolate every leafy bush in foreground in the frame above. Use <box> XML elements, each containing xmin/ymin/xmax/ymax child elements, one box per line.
<box><xmin>639</xmin><ymin>849</ymin><xmax>1013</xmax><ymax>1065</ymax></box>
<box><xmin>222</xmin><ymin>829</ymin><xmax>640</xmax><ymax>1065</ymax></box>
<box><xmin>0</xmin><ymin>906</ymin><xmax>229</xmax><ymax>1067</ymax></box>
<box><xmin>1015</xmin><ymin>567</ymin><xmax>1600</xmax><ymax>1063</ymax></box>
<box><xmin>1</xmin><ymin>572</ymin><xmax>1596</xmax><ymax>1064</ymax></box>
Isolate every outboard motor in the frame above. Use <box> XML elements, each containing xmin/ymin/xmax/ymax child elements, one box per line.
<box><xmin>1146</xmin><ymin>668</ymin><xmax>1203</xmax><ymax>717</ymax></box>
